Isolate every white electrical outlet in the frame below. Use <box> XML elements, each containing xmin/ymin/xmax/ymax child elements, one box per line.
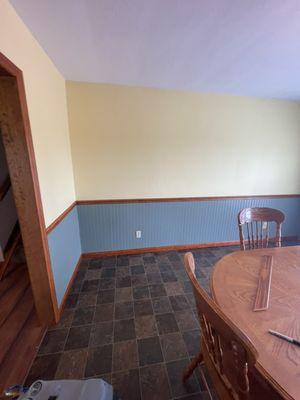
<box><xmin>262</xmin><ymin>221</ymin><xmax>268</xmax><ymax>229</ymax></box>
<box><xmin>135</xmin><ymin>230</ymin><xmax>142</xmax><ymax>239</ymax></box>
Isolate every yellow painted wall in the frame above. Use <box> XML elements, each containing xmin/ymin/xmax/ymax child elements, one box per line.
<box><xmin>67</xmin><ymin>81</ymin><xmax>300</xmax><ymax>199</ymax></box>
<box><xmin>0</xmin><ymin>1</ymin><xmax>75</xmax><ymax>225</ymax></box>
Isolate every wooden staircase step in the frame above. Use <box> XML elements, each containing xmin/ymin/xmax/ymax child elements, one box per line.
<box><xmin>0</xmin><ymin>263</ymin><xmax>26</xmax><ymax>296</ymax></box>
<box><xmin>0</xmin><ymin>276</ymin><xmax>30</xmax><ymax>327</ymax></box>
<box><xmin>0</xmin><ymin>225</ymin><xmax>20</xmax><ymax>281</ymax></box>
<box><xmin>0</xmin><ymin>310</ymin><xmax>45</xmax><ymax>393</ymax></box>
<box><xmin>0</xmin><ymin>285</ymin><xmax>34</xmax><ymax>365</ymax></box>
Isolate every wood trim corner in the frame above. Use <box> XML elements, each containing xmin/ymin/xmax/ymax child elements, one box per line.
<box><xmin>46</xmin><ymin>201</ymin><xmax>77</xmax><ymax>234</ymax></box>
<box><xmin>58</xmin><ymin>254</ymin><xmax>82</xmax><ymax>318</ymax></box>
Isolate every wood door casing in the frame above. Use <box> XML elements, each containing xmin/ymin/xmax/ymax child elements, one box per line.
<box><xmin>0</xmin><ymin>52</ymin><xmax>58</xmax><ymax>325</ymax></box>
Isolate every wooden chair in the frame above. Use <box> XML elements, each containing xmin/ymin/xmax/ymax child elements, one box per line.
<box><xmin>238</xmin><ymin>207</ymin><xmax>285</xmax><ymax>251</ymax></box>
<box><xmin>183</xmin><ymin>252</ymin><xmax>258</xmax><ymax>400</ymax></box>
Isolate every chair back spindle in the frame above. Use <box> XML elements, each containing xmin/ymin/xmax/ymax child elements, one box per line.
<box><xmin>238</xmin><ymin>208</ymin><xmax>284</xmax><ymax>251</ymax></box>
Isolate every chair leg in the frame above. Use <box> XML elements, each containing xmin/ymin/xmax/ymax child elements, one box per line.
<box><xmin>182</xmin><ymin>351</ymin><xmax>203</xmax><ymax>382</ymax></box>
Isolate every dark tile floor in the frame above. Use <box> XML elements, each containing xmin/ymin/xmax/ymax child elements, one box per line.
<box><xmin>26</xmin><ymin>240</ymin><xmax>299</xmax><ymax>399</ymax></box>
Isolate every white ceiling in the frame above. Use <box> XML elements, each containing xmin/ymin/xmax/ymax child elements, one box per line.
<box><xmin>10</xmin><ymin>0</ymin><xmax>300</xmax><ymax>99</ymax></box>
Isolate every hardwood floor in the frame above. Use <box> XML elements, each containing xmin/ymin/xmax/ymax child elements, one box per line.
<box><xmin>0</xmin><ymin>242</ymin><xmax>45</xmax><ymax>393</ymax></box>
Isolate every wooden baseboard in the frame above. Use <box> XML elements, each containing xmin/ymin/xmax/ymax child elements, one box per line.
<box><xmin>81</xmin><ymin>240</ymin><xmax>241</xmax><ymax>259</ymax></box>
<box><xmin>57</xmin><ymin>254</ymin><xmax>82</xmax><ymax>320</ymax></box>
<box><xmin>81</xmin><ymin>236</ymin><xmax>299</xmax><ymax>259</ymax></box>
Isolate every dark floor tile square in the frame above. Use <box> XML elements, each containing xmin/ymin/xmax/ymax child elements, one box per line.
<box><xmin>114</xmin><ymin>318</ymin><xmax>136</xmax><ymax>342</ymax></box>
<box><xmin>115</xmin><ymin>287</ymin><xmax>132</xmax><ymax>302</ymax></box>
<box><xmin>130</xmin><ymin>264</ymin><xmax>145</xmax><ymax>275</ymax></box>
<box><xmin>116</xmin><ymin>266</ymin><xmax>130</xmax><ymax>277</ymax></box>
<box><xmin>25</xmin><ymin>353</ymin><xmax>61</xmax><ymax>384</ymax></box>
<box><xmin>175</xmin><ymin>310</ymin><xmax>199</xmax><ymax>332</ymax></box>
<box><xmin>146</xmin><ymin>272</ymin><xmax>162</xmax><ymax>284</ymax></box>
<box><xmin>75</xmin><ymin>270</ymin><xmax>86</xmax><ymax>281</ymax></box>
<box><xmin>90</xmin><ymin>321</ymin><xmax>113</xmax><ymax>347</ymax></box>
<box><xmin>116</xmin><ymin>275</ymin><xmax>132</xmax><ymax>288</ymax></box>
<box><xmin>168</xmin><ymin>253</ymin><xmax>181</xmax><ymax>262</ymax></box>
<box><xmin>77</xmin><ymin>292</ymin><xmax>97</xmax><ymax>307</ymax></box>
<box><xmin>115</xmin><ymin>301</ymin><xmax>134</xmax><ymax>320</ymax></box>
<box><xmin>133</xmin><ymin>285</ymin><xmax>150</xmax><ymax>300</ymax></box>
<box><xmin>140</xmin><ymin>363</ymin><xmax>171</xmax><ymax>400</ymax></box>
<box><xmin>38</xmin><ymin>329</ymin><xmax>68</xmax><ymax>355</ymax></box>
<box><xmin>85</xmin><ymin>344</ymin><xmax>112</xmax><ymax>377</ymax></box>
<box><xmin>155</xmin><ymin>313</ymin><xmax>179</xmax><ymax>334</ymax></box>
<box><xmin>81</xmin><ymin>279</ymin><xmax>99</xmax><ymax>293</ymax></box>
<box><xmin>65</xmin><ymin>325</ymin><xmax>91</xmax><ymax>350</ymax></box>
<box><xmin>181</xmin><ymin>280</ymin><xmax>193</xmax><ymax>293</ymax></box>
<box><xmin>112</xmin><ymin>369</ymin><xmax>141</xmax><ymax>400</ymax></box>
<box><xmin>101</xmin><ymin>267</ymin><xmax>116</xmax><ymax>278</ymax></box>
<box><xmin>70</xmin><ymin>280</ymin><xmax>82</xmax><ymax>294</ymax></box>
<box><xmin>113</xmin><ymin>339</ymin><xmax>138</xmax><ymax>371</ymax></box>
<box><xmin>161</xmin><ymin>271</ymin><xmax>178</xmax><ymax>282</ymax></box>
<box><xmin>167</xmin><ymin>358</ymin><xmax>200</xmax><ymax>398</ymax></box>
<box><xmin>164</xmin><ymin>281</ymin><xmax>184</xmax><ymax>296</ymax></box>
<box><xmin>160</xmin><ymin>332</ymin><xmax>188</xmax><ymax>362</ymax></box>
<box><xmin>100</xmin><ymin>257</ymin><xmax>116</xmax><ymax>267</ymax></box>
<box><xmin>182</xmin><ymin>330</ymin><xmax>201</xmax><ymax>357</ymax></box>
<box><xmin>89</xmin><ymin>258</ymin><xmax>102</xmax><ymax>269</ymax></box>
<box><xmin>186</xmin><ymin>292</ymin><xmax>196</xmax><ymax>308</ymax></box>
<box><xmin>176</xmin><ymin>269</ymin><xmax>190</xmax><ymax>281</ymax></box>
<box><xmin>170</xmin><ymin>261</ymin><xmax>183</xmax><ymax>272</ymax></box>
<box><xmin>138</xmin><ymin>336</ymin><xmax>163</xmax><ymax>366</ymax></box>
<box><xmin>129</xmin><ymin>255</ymin><xmax>144</xmax><ymax>265</ymax></box>
<box><xmin>152</xmin><ymin>297</ymin><xmax>172</xmax><ymax>314</ymax></box>
<box><xmin>97</xmin><ymin>289</ymin><xmax>115</xmax><ymax>304</ymax></box>
<box><xmin>158</xmin><ymin>262</ymin><xmax>173</xmax><ymax>273</ymax></box>
<box><xmin>85</xmin><ymin>269</ymin><xmax>101</xmax><ymax>280</ymax></box>
<box><xmin>144</xmin><ymin>264</ymin><xmax>159</xmax><ymax>274</ymax></box>
<box><xmin>169</xmin><ymin>294</ymin><xmax>190</xmax><ymax>311</ymax></box>
<box><xmin>134</xmin><ymin>299</ymin><xmax>153</xmax><ymax>317</ymax></box>
<box><xmin>149</xmin><ymin>283</ymin><xmax>167</xmax><ymax>298</ymax></box>
<box><xmin>143</xmin><ymin>255</ymin><xmax>156</xmax><ymax>264</ymax></box>
<box><xmin>99</xmin><ymin>278</ymin><xmax>115</xmax><ymax>290</ymax></box>
<box><xmin>132</xmin><ymin>274</ymin><xmax>148</xmax><ymax>287</ymax></box>
<box><xmin>117</xmin><ymin>255</ymin><xmax>129</xmax><ymax>266</ymax></box>
<box><xmin>80</xmin><ymin>258</ymin><xmax>90</xmax><ymax>269</ymax></box>
<box><xmin>55</xmin><ymin>349</ymin><xmax>88</xmax><ymax>379</ymax></box>
<box><xmin>94</xmin><ymin>303</ymin><xmax>114</xmax><ymax>322</ymax></box>
<box><xmin>72</xmin><ymin>307</ymin><xmax>95</xmax><ymax>326</ymax></box>
<box><xmin>65</xmin><ymin>293</ymin><xmax>79</xmax><ymax>309</ymax></box>
<box><xmin>135</xmin><ymin>315</ymin><xmax>157</xmax><ymax>338</ymax></box>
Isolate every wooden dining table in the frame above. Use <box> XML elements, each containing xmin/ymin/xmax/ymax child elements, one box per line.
<box><xmin>211</xmin><ymin>245</ymin><xmax>300</xmax><ymax>400</ymax></box>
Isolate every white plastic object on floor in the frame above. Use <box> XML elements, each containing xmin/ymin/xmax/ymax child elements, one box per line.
<box><xmin>17</xmin><ymin>379</ymin><xmax>113</xmax><ymax>400</ymax></box>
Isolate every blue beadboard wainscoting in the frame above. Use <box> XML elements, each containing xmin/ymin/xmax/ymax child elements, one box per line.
<box><xmin>47</xmin><ymin>196</ymin><xmax>300</xmax><ymax>306</ymax></box>
<box><xmin>77</xmin><ymin>197</ymin><xmax>300</xmax><ymax>252</ymax></box>
<box><xmin>47</xmin><ymin>206</ymin><xmax>82</xmax><ymax>305</ymax></box>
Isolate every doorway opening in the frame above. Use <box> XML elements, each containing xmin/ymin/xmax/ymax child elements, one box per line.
<box><xmin>0</xmin><ymin>52</ymin><xmax>58</xmax><ymax>390</ymax></box>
